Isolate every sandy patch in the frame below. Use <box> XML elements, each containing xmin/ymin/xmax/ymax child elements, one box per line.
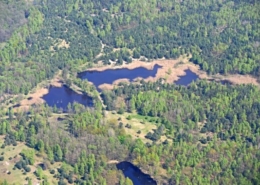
<box><xmin>15</xmin><ymin>76</ymin><xmax>63</xmax><ymax>111</ymax></box>
<box><xmin>19</xmin><ymin>88</ymin><xmax>48</xmax><ymax>108</ymax></box>
<box><xmin>107</xmin><ymin>160</ymin><xmax>119</xmax><ymax>164</ymax></box>
<box><xmin>57</xmin><ymin>40</ymin><xmax>70</xmax><ymax>49</ymax></box>
<box><xmin>50</xmin><ymin>39</ymin><xmax>70</xmax><ymax>51</ymax></box>
<box><xmin>98</xmin><ymin>78</ymin><xmax>131</xmax><ymax>90</ymax></box>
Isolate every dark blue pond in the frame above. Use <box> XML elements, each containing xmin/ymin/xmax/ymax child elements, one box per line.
<box><xmin>79</xmin><ymin>66</ymin><xmax>200</xmax><ymax>90</ymax></box>
<box><xmin>175</xmin><ymin>69</ymin><xmax>199</xmax><ymax>86</ymax></box>
<box><xmin>78</xmin><ymin>64</ymin><xmax>162</xmax><ymax>90</ymax></box>
<box><xmin>116</xmin><ymin>161</ymin><xmax>157</xmax><ymax>185</ymax></box>
<box><xmin>41</xmin><ymin>85</ymin><xmax>93</xmax><ymax>110</ymax></box>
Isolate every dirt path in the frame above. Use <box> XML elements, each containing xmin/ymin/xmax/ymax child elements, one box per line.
<box><xmin>95</xmin><ymin>40</ymin><xmax>105</xmax><ymax>59</ymax></box>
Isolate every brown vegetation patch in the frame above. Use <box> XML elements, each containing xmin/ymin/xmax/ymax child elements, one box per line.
<box><xmin>213</xmin><ymin>74</ymin><xmax>259</xmax><ymax>86</ymax></box>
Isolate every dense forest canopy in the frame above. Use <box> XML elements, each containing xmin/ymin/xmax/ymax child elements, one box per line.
<box><xmin>0</xmin><ymin>0</ymin><xmax>259</xmax><ymax>95</ymax></box>
<box><xmin>0</xmin><ymin>0</ymin><xmax>260</xmax><ymax>184</ymax></box>
<box><xmin>0</xmin><ymin>0</ymin><xmax>31</xmax><ymax>43</ymax></box>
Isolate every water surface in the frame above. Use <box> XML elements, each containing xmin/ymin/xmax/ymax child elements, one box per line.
<box><xmin>79</xmin><ymin>65</ymin><xmax>200</xmax><ymax>90</ymax></box>
<box><xmin>78</xmin><ymin>64</ymin><xmax>162</xmax><ymax>90</ymax></box>
<box><xmin>41</xmin><ymin>85</ymin><xmax>93</xmax><ymax>110</ymax></box>
<box><xmin>175</xmin><ymin>69</ymin><xmax>199</xmax><ymax>86</ymax></box>
<box><xmin>116</xmin><ymin>161</ymin><xmax>157</xmax><ymax>185</ymax></box>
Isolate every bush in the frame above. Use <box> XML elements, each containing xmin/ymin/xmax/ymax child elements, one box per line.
<box><xmin>50</xmin><ymin>169</ymin><xmax>55</xmax><ymax>174</ymax></box>
<box><xmin>0</xmin><ymin>156</ymin><xmax>4</xmax><ymax>161</ymax></box>
<box><xmin>117</xmin><ymin>108</ymin><xmax>125</xmax><ymax>114</ymax></box>
<box><xmin>200</xmin><ymin>138</ymin><xmax>207</xmax><ymax>144</ymax></box>
<box><xmin>68</xmin><ymin>177</ymin><xmax>73</xmax><ymax>184</ymax></box>
<box><xmin>119</xmin><ymin>122</ymin><xmax>123</xmax><ymax>128</ymax></box>
<box><xmin>125</xmin><ymin>124</ymin><xmax>131</xmax><ymax>128</ymax></box>
<box><xmin>200</xmin><ymin>127</ymin><xmax>207</xmax><ymax>133</ymax></box>
<box><xmin>24</xmin><ymin>166</ymin><xmax>31</xmax><ymax>172</ymax></box>
<box><xmin>126</xmin><ymin>115</ymin><xmax>132</xmax><ymax>120</ymax></box>
<box><xmin>15</xmin><ymin>161</ymin><xmax>23</xmax><ymax>169</ymax></box>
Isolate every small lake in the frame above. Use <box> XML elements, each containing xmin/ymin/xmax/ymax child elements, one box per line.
<box><xmin>175</xmin><ymin>69</ymin><xmax>199</xmax><ymax>86</ymax></box>
<box><xmin>78</xmin><ymin>64</ymin><xmax>162</xmax><ymax>90</ymax></box>
<box><xmin>79</xmin><ymin>66</ymin><xmax>200</xmax><ymax>90</ymax></box>
<box><xmin>41</xmin><ymin>85</ymin><xmax>93</xmax><ymax>110</ymax></box>
<box><xmin>116</xmin><ymin>161</ymin><xmax>157</xmax><ymax>185</ymax></box>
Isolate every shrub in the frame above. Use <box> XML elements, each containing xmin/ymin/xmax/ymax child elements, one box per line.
<box><xmin>24</xmin><ymin>166</ymin><xmax>31</xmax><ymax>172</ymax></box>
<box><xmin>119</xmin><ymin>122</ymin><xmax>123</xmax><ymax>128</ymax></box>
<box><xmin>126</xmin><ymin>115</ymin><xmax>132</xmax><ymax>120</ymax></box>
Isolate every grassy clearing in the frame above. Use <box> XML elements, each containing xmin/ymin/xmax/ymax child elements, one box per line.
<box><xmin>0</xmin><ymin>136</ymin><xmax>60</xmax><ymax>185</ymax></box>
<box><xmin>106</xmin><ymin>111</ymin><xmax>159</xmax><ymax>143</ymax></box>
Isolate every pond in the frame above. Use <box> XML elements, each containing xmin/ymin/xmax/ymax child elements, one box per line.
<box><xmin>41</xmin><ymin>85</ymin><xmax>93</xmax><ymax>110</ymax></box>
<box><xmin>79</xmin><ymin>66</ymin><xmax>200</xmax><ymax>90</ymax></box>
<box><xmin>175</xmin><ymin>69</ymin><xmax>199</xmax><ymax>86</ymax></box>
<box><xmin>116</xmin><ymin>161</ymin><xmax>157</xmax><ymax>185</ymax></box>
<box><xmin>78</xmin><ymin>64</ymin><xmax>162</xmax><ymax>90</ymax></box>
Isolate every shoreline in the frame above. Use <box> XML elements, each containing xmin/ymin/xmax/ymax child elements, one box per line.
<box><xmin>80</xmin><ymin>57</ymin><xmax>259</xmax><ymax>90</ymax></box>
<box><xmin>14</xmin><ymin>57</ymin><xmax>260</xmax><ymax>111</ymax></box>
<box><xmin>15</xmin><ymin>75</ymin><xmax>64</xmax><ymax>112</ymax></box>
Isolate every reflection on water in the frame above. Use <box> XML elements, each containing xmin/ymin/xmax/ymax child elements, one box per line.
<box><xmin>116</xmin><ymin>161</ymin><xmax>157</xmax><ymax>185</ymax></box>
<box><xmin>41</xmin><ymin>85</ymin><xmax>93</xmax><ymax>110</ymax></box>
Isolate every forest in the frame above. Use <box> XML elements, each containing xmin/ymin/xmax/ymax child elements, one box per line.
<box><xmin>0</xmin><ymin>0</ymin><xmax>259</xmax><ymax>184</ymax></box>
